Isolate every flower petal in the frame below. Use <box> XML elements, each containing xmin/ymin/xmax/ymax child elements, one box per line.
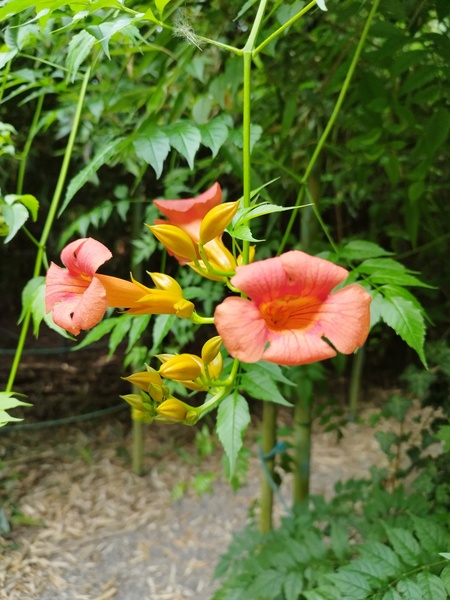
<box><xmin>60</xmin><ymin>238</ymin><xmax>112</xmax><ymax>277</ymax></box>
<box><xmin>262</xmin><ymin>329</ymin><xmax>337</xmax><ymax>366</ymax></box>
<box><xmin>214</xmin><ymin>297</ymin><xmax>269</xmax><ymax>363</ymax></box>
<box><xmin>45</xmin><ymin>262</ymin><xmax>90</xmax><ymax>312</ymax></box>
<box><xmin>154</xmin><ymin>182</ymin><xmax>222</xmax><ymax>226</ymax></box>
<box><xmin>231</xmin><ymin>250</ymin><xmax>349</xmax><ymax>305</ymax></box>
<box><xmin>96</xmin><ymin>274</ymin><xmax>146</xmax><ymax>308</ymax></box>
<box><xmin>51</xmin><ymin>276</ymin><xmax>108</xmax><ymax>335</ymax></box>
<box><xmin>312</xmin><ymin>284</ymin><xmax>372</xmax><ymax>354</ymax></box>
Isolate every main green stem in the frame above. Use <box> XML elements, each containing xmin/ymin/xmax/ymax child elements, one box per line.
<box><xmin>293</xmin><ymin>394</ymin><xmax>312</xmax><ymax>504</ymax></box>
<box><xmin>241</xmin><ymin>0</ymin><xmax>278</xmax><ymax>534</ymax></box>
<box><xmin>6</xmin><ymin>68</ymin><xmax>91</xmax><ymax>392</ymax></box>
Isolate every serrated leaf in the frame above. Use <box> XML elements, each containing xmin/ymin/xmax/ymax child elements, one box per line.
<box><xmin>66</xmin><ymin>30</ymin><xmax>96</xmax><ymax>82</ymax></box>
<box><xmin>244</xmin><ymin>361</ymin><xmax>295</xmax><ymax>387</ymax></box>
<box><xmin>108</xmin><ymin>316</ymin><xmax>132</xmax><ymax>355</ymax></box>
<box><xmin>416</xmin><ymin>572</ymin><xmax>447</xmax><ymax>600</ymax></box>
<box><xmin>133</xmin><ymin>129</ymin><xmax>170</xmax><ymax>178</ymax></box>
<box><xmin>59</xmin><ymin>137</ymin><xmax>126</xmax><ymax>215</ymax></box>
<box><xmin>384</xmin><ymin>526</ymin><xmax>421</xmax><ymax>566</ymax></box>
<box><xmin>396</xmin><ymin>578</ymin><xmax>422</xmax><ymax>598</ymax></box>
<box><xmin>367</xmin><ymin>271</ymin><xmax>432</xmax><ymax>288</ymax></box>
<box><xmin>411</xmin><ymin>516</ymin><xmax>449</xmax><ymax>553</ymax></box>
<box><xmin>326</xmin><ymin>570</ymin><xmax>372</xmax><ymax>599</ymax></box>
<box><xmin>283</xmin><ymin>571</ymin><xmax>304</xmax><ymax>600</ymax></box>
<box><xmin>240</xmin><ymin>370</ymin><xmax>292</xmax><ymax>406</ymax></box>
<box><xmin>199</xmin><ymin>119</ymin><xmax>229</xmax><ymax>158</ymax></box>
<box><xmin>377</xmin><ymin>288</ymin><xmax>427</xmax><ymax>367</ymax></box>
<box><xmin>126</xmin><ymin>315</ymin><xmax>151</xmax><ymax>353</ymax></box>
<box><xmin>230</xmin><ymin>223</ymin><xmax>264</xmax><ymax>242</ymax></box>
<box><xmin>216</xmin><ymin>392</ymin><xmax>250</xmax><ymax>474</ymax></box>
<box><xmin>73</xmin><ymin>317</ymin><xmax>120</xmax><ymax>350</ymax></box>
<box><xmin>150</xmin><ymin>314</ymin><xmax>174</xmax><ymax>353</ymax></box>
<box><xmin>359</xmin><ymin>542</ymin><xmax>402</xmax><ymax>578</ymax></box>
<box><xmin>340</xmin><ymin>241</ymin><xmax>392</xmax><ymax>261</ymax></box>
<box><xmin>440</xmin><ymin>564</ymin><xmax>450</xmax><ymax>594</ymax></box>
<box><xmin>382</xmin><ymin>589</ymin><xmax>402</xmax><ymax>600</ymax></box>
<box><xmin>246</xmin><ymin>569</ymin><xmax>284</xmax><ymax>598</ymax></box>
<box><xmin>167</xmin><ymin>122</ymin><xmax>201</xmax><ymax>169</ymax></box>
<box><xmin>0</xmin><ymin>392</ymin><xmax>31</xmax><ymax>427</ymax></box>
<box><xmin>330</xmin><ymin>523</ymin><xmax>351</xmax><ymax>560</ymax></box>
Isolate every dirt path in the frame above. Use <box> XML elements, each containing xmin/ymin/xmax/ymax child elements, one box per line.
<box><xmin>0</xmin><ymin>409</ymin><xmax>389</xmax><ymax>600</ymax></box>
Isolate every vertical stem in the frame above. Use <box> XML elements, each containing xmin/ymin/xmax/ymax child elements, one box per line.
<box><xmin>348</xmin><ymin>347</ymin><xmax>365</xmax><ymax>421</ymax></box>
<box><xmin>259</xmin><ymin>401</ymin><xmax>277</xmax><ymax>533</ymax></box>
<box><xmin>130</xmin><ymin>195</ymin><xmax>145</xmax><ymax>475</ymax></box>
<box><xmin>293</xmin><ymin>394</ymin><xmax>312</xmax><ymax>504</ymax></box>
<box><xmin>6</xmin><ymin>68</ymin><xmax>91</xmax><ymax>392</ymax></box>
<box><xmin>241</xmin><ymin>0</ymin><xmax>277</xmax><ymax>534</ymax></box>
<box><xmin>279</xmin><ymin>0</ymin><xmax>381</xmax><ymax>254</ymax></box>
<box><xmin>17</xmin><ymin>93</ymin><xmax>45</xmax><ymax>195</ymax></box>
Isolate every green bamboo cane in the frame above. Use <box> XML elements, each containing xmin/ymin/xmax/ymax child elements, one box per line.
<box><xmin>6</xmin><ymin>68</ymin><xmax>91</xmax><ymax>392</ymax></box>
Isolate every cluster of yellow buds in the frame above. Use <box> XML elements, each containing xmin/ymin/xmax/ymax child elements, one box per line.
<box><xmin>148</xmin><ymin>183</ymin><xmax>242</xmax><ymax>281</ymax></box>
<box><xmin>121</xmin><ymin>336</ymin><xmax>224</xmax><ymax>425</ymax></box>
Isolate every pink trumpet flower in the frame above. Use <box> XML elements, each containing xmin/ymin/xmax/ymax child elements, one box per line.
<box><xmin>214</xmin><ymin>251</ymin><xmax>371</xmax><ymax>366</ymax></box>
<box><xmin>45</xmin><ymin>238</ymin><xmax>194</xmax><ymax>336</ymax></box>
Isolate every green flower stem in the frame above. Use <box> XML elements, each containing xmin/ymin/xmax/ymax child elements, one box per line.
<box><xmin>196</xmin><ymin>387</ymin><xmax>231</xmax><ymax>419</ymax></box>
<box><xmin>6</xmin><ymin>68</ymin><xmax>91</xmax><ymax>393</ymax></box>
<box><xmin>17</xmin><ymin>94</ymin><xmax>44</xmax><ymax>195</ymax></box>
<box><xmin>348</xmin><ymin>347</ymin><xmax>365</xmax><ymax>421</ymax></box>
<box><xmin>190</xmin><ymin>313</ymin><xmax>215</xmax><ymax>325</ymax></box>
<box><xmin>279</xmin><ymin>0</ymin><xmax>380</xmax><ymax>255</ymax></box>
<box><xmin>131</xmin><ymin>192</ymin><xmax>145</xmax><ymax>476</ymax></box>
<box><xmin>293</xmin><ymin>393</ymin><xmax>312</xmax><ymax>504</ymax></box>
<box><xmin>259</xmin><ymin>400</ymin><xmax>277</xmax><ymax>533</ymax></box>
<box><xmin>253</xmin><ymin>1</ymin><xmax>316</xmax><ymax>56</ymax></box>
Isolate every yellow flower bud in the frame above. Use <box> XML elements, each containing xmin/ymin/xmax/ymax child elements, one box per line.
<box><xmin>148</xmin><ymin>224</ymin><xmax>198</xmax><ymax>262</ymax></box>
<box><xmin>201</xmin><ymin>336</ymin><xmax>222</xmax><ymax>365</ymax></box>
<box><xmin>158</xmin><ymin>354</ymin><xmax>203</xmax><ymax>381</ymax></box>
<box><xmin>148</xmin><ymin>272</ymin><xmax>182</xmax><ymax>294</ymax></box>
<box><xmin>199</xmin><ymin>201</ymin><xmax>240</xmax><ymax>244</ymax></box>
<box><xmin>174</xmin><ymin>298</ymin><xmax>195</xmax><ymax>319</ymax></box>
<box><xmin>208</xmin><ymin>351</ymin><xmax>223</xmax><ymax>380</ymax></box>
<box><xmin>122</xmin><ymin>369</ymin><xmax>163</xmax><ymax>392</ymax></box>
<box><xmin>156</xmin><ymin>398</ymin><xmax>188</xmax><ymax>422</ymax></box>
<box><xmin>120</xmin><ymin>393</ymin><xmax>145</xmax><ymax>409</ymax></box>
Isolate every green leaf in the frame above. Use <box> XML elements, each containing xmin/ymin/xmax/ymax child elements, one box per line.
<box><xmin>133</xmin><ymin>128</ymin><xmax>170</xmax><ymax>179</ymax></box>
<box><xmin>108</xmin><ymin>316</ymin><xmax>132</xmax><ymax>355</ymax></box>
<box><xmin>66</xmin><ymin>30</ymin><xmax>96</xmax><ymax>82</ymax></box>
<box><xmin>326</xmin><ymin>570</ymin><xmax>372</xmax><ymax>599</ymax></box>
<box><xmin>167</xmin><ymin>122</ymin><xmax>201</xmax><ymax>169</ymax></box>
<box><xmin>150</xmin><ymin>314</ymin><xmax>174</xmax><ymax>353</ymax></box>
<box><xmin>382</xmin><ymin>589</ymin><xmax>402</xmax><ymax>600</ymax></box>
<box><xmin>359</xmin><ymin>542</ymin><xmax>403</xmax><ymax>578</ymax></box>
<box><xmin>240</xmin><ymin>366</ymin><xmax>293</xmax><ymax>406</ymax></box>
<box><xmin>126</xmin><ymin>315</ymin><xmax>151</xmax><ymax>353</ymax></box>
<box><xmin>0</xmin><ymin>392</ymin><xmax>31</xmax><ymax>427</ymax></box>
<box><xmin>246</xmin><ymin>569</ymin><xmax>285</xmax><ymax>599</ymax></box>
<box><xmin>229</xmin><ymin>223</ymin><xmax>264</xmax><ymax>242</ymax></box>
<box><xmin>216</xmin><ymin>392</ymin><xmax>250</xmax><ymax>475</ymax></box>
<box><xmin>416</xmin><ymin>572</ymin><xmax>447</xmax><ymax>600</ymax></box>
<box><xmin>396</xmin><ymin>579</ymin><xmax>422</xmax><ymax>599</ymax></box>
<box><xmin>377</xmin><ymin>287</ymin><xmax>427</xmax><ymax>367</ymax></box>
<box><xmin>73</xmin><ymin>317</ymin><xmax>120</xmax><ymax>350</ymax></box>
<box><xmin>155</xmin><ymin>0</ymin><xmax>172</xmax><ymax>17</ymax></box>
<box><xmin>330</xmin><ymin>523</ymin><xmax>351</xmax><ymax>560</ymax></box>
<box><xmin>283</xmin><ymin>571</ymin><xmax>304</xmax><ymax>600</ymax></box>
<box><xmin>411</xmin><ymin>516</ymin><xmax>449</xmax><ymax>553</ymax></box>
<box><xmin>384</xmin><ymin>526</ymin><xmax>421</xmax><ymax>566</ymax></box>
<box><xmin>440</xmin><ymin>565</ymin><xmax>450</xmax><ymax>594</ymax></box>
<box><xmin>199</xmin><ymin>118</ymin><xmax>229</xmax><ymax>158</ymax></box>
<box><xmin>1</xmin><ymin>202</ymin><xmax>28</xmax><ymax>243</ymax></box>
<box><xmin>59</xmin><ymin>137</ymin><xmax>126</xmax><ymax>215</ymax></box>
<box><xmin>340</xmin><ymin>241</ymin><xmax>393</xmax><ymax>261</ymax></box>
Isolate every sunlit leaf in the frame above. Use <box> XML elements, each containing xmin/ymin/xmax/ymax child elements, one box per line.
<box><xmin>66</xmin><ymin>30</ymin><xmax>96</xmax><ymax>81</ymax></box>
<box><xmin>216</xmin><ymin>392</ymin><xmax>250</xmax><ymax>475</ymax></box>
<box><xmin>133</xmin><ymin>129</ymin><xmax>170</xmax><ymax>179</ymax></box>
<box><xmin>167</xmin><ymin>122</ymin><xmax>201</xmax><ymax>170</ymax></box>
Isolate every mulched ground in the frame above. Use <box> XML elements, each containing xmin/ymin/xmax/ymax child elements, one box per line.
<box><xmin>0</xmin><ymin>326</ymin><xmax>435</xmax><ymax>600</ymax></box>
